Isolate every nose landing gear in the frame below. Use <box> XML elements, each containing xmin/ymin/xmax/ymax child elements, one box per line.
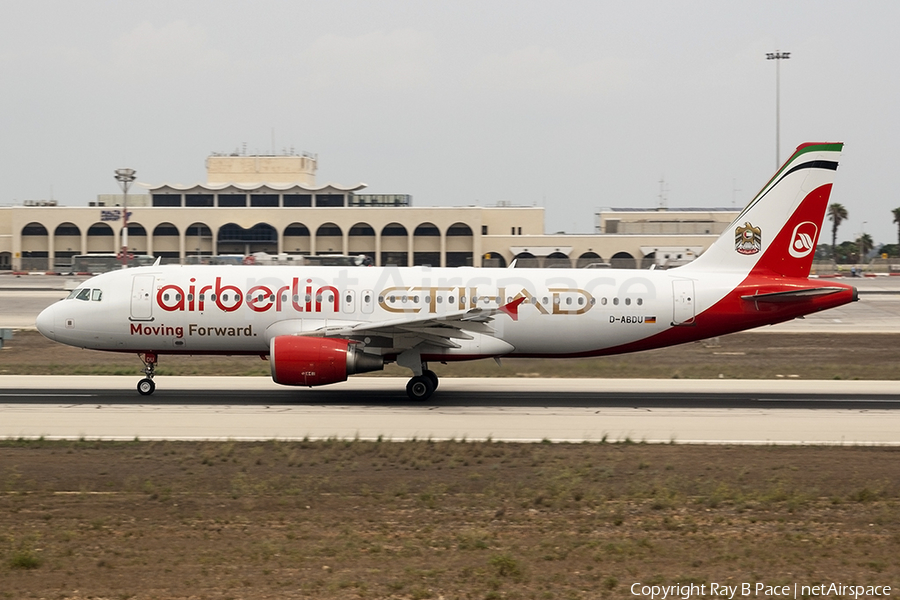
<box><xmin>137</xmin><ymin>352</ymin><xmax>157</xmax><ymax>396</ymax></box>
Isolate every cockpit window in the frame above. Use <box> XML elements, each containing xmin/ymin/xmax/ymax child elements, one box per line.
<box><xmin>68</xmin><ymin>288</ymin><xmax>102</xmax><ymax>301</ymax></box>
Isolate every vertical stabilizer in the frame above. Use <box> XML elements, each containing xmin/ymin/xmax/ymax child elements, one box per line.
<box><xmin>681</xmin><ymin>142</ymin><xmax>842</xmax><ymax>278</ymax></box>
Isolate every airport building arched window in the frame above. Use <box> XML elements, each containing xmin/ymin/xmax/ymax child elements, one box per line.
<box><xmin>284</xmin><ymin>223</ymin><xmax>311</xmax><ymax>254</ymax></box>
<box><xmin>125</xmin><ymin>223</ymin><xmax>148</xmax><ymax>255</ymax></box>
<box><xmin>413</xmin><ymin>222</ymin><xmax>440</xmax><ymax>266</ymax></box>
<box><xmin>610</xmin><ymin>251</ymin><xmax>637</xmax><ymax>269</ymax></box>
<box><xmin>381</xmin><ymin>222</ymin><xmax>408</xmax><ymax>266</ymax></box>
<box><xmin>186</xmin><ymin>222</ymin><xmax>213</xmax><ymax>256</ymax></box>
<box><xmin>545</xmin><ymin>252</ymin><xmax>572</xmax><ymax>268</ymax></box>
<box><xmin>513</xmin><ymin>252</ymin><xmax>539</xmax><ymax>268</ymax></box>
<box><xmin>446</xmin><ymin>222</ymin><xmax>473</xmax><ymax>267</ymax></box>
<box><xmin>576</xmin><ymin>251</ymin><xmax>603</xmax><ymax>269</ymax></box>
<box><xmin>20</xmin><ymin>222</ymin><xmax>49</xmax><ymax>269</ymax></box>
<box><xmin>348</xmin><ymin>222</ymin><xmax>376</xmax><ymax>258</ymax></box>
<box><xmin>315</xmin><ymin>222</ymin><xmax>343</xmax><ymax>254</ymax></box>
<box><xmin>54</xmin><ymin>223</ymin><xmax>82</xmax><ymax>263</ymax></box>
<box><xmin>87</xmin><ymin>222</ymin><xmax>115</xmax><ymax>254</ymax></box>
<box><xmin>483</xmin><ymin>251</ymin><xmax>507</xmax><ymax>268</ymax></box>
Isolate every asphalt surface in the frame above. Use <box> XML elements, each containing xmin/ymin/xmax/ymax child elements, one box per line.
<box><xmin>2</xmin><ymin>377</ymin><xmax>899</xmax><ymax>444</ymax></box>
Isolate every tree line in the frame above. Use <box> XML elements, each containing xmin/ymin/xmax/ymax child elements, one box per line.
<box><xmin>819</xmin><ymin>204</ymin><xmax>900</xmax><ymax>263</ymax></box>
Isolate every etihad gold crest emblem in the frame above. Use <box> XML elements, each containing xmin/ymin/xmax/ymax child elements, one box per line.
<box><xmin>734</xmin><ymin>222</ymin><xmax>762</xmax><ymax>255</ymax></box>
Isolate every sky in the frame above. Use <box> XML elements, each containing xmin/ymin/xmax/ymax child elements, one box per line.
<box><xmin>2</xmin><ymin>1</ymin><xmax>899</xmax><ymax>245</ymax></box>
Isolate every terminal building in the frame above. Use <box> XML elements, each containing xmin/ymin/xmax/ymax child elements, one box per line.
<box><xmin>0</xmin><ymin>150</ymin><xmax>738</xmax><ymax>272</ymax></box>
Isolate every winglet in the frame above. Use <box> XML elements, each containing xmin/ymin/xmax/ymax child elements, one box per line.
<box><xmin>499</xmin><ymin>297</ymin><xmax>526</xmax><ymax>321</ymax></box>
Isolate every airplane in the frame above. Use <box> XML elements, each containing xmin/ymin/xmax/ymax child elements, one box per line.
<box><xmin>35</xmin><ymin>142</ymin><xmax>857</xmax><ymax>400</ymax></box>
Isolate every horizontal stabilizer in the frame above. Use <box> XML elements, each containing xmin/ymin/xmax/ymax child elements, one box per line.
<box><xmin>740</xmin><ymin>287</ymin><xmax>850</xmax><ymax>303</ymax></box>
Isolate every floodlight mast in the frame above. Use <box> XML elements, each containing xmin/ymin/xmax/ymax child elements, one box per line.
<box><xmin>766</xmin><ymin>51</ymin><xmax>790</xmax><ymax>169</ymax></box>
<box><xmin>114</xmin><ymin>168</ymin><xmax>136</xmax><ymax>268</ymax></box>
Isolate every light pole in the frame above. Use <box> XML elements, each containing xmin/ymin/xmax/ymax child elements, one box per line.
<box><xmin>114</xmin><ymin>168</ymin><xmax>136</xmax><ymax>268</ymax></box>
<box><xmin>766</xmin><ymin>51</ymin><xmax>790</xmax><ymax>169</ymax></box>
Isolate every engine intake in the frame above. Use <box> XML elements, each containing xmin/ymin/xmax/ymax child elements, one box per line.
<box><xmin>270</xmin><ymin>336</ymin><xmax>384</xmax><ymax>386</ymax></box>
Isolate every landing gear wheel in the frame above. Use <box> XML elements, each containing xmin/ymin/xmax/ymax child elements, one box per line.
<box><xmin>137</xmin><ymin>352</ymin><xmax>158</xmax><ymax>396</ymax></box>
<box><xmin>423</xmin><ymin>369</ymin><xmax>439</xmax><ymax>391</ymax></box>
<box><xmin>406</xmin><ymin>375</ymin><xmax>435</xmax><ymax>401</ymax></box>
<box><xmin>137</xmin><ymin>378</ymin><xmax>156</xmax><ymax>396</ymax></box>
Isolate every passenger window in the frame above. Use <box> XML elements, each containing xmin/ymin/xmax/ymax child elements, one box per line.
<box><xmin>91</xmin><ymin>289</ymin><xmax>102</xmax><ymax>301</ymax></box>
<box><xmin>76</xmin><ymin>288</ymin><xmax>91</xmax><ymax>301</ymax></box>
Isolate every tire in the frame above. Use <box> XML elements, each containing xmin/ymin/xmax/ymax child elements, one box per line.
<box><xmin>137</xmin><ymin>378</ymin><xmax>156</xmax><ymax>396</ymax></box>
<box><xmin>423</xmin><ymin>369</ymin><xmax>439</xmax><ymax>390</ymax></box>
<box><xmin>406</xmin><ymin>375</ymin><xmax>435</xmax><ymax>401</ymax></box>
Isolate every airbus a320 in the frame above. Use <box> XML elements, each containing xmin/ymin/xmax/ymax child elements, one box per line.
<box><xmin>36</xmin><ymin>142</ymin><xmax>857</xmax><ymax>400</ymax></box>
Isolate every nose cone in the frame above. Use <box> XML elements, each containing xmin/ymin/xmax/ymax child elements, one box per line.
<box><xmin>35</xmin><ymin>305</ymin><xmax>56</xmax><ymax>340</ymax></box>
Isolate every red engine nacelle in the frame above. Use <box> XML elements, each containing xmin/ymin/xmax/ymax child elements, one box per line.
<box><xmin>269</xmin><ymin>336</ymin><xmax>384</xmax><ymax>386</ymax></box>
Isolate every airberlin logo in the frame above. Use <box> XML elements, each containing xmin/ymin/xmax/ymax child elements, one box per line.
<box><xmin>789</xmin><ymin>221</ymin><xmax>818</xmax><ymax>258</ymax></box>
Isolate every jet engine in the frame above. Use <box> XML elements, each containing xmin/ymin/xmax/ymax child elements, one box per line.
<box><xmin>269</xmin><ymin>336</ymin><xmax>384</xmax><ymax>386</ymax></box>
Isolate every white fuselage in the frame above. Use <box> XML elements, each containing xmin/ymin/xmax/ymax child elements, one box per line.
<box><xmin>37</xmin><ymin>264</ymin><xmax>742</xmax><ymax>358</ymax></box>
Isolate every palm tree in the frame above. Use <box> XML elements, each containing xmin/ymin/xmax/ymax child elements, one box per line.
<box><xmin>893</xmin><ymin>207</ymin><xmax>900</xmax><ymax>248</ymax></box>
<box><xmin>857</xmin><ymin>233</ymin><xmax>873</xmax><ymax>262</ymax></box>
<box><xmin>828</xmin><ymin>203</ymin><xmax>848</xmax><ymax>259</ymax></box>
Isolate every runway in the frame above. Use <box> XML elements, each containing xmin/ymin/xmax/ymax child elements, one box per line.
<box><xmin>2</xmin><ymin>376</ymin><xmax>899</xmax><ymax>445</ymax></box>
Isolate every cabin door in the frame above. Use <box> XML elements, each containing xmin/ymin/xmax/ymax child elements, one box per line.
<box><xmin>130</xmin><ymin>274</ymin><xmax>155</xmax><ymax>321</ymax></box>
<box><xmin>672</xmin><ymin>279</ymin><xmax>695</xmax><ymax>326</ymax></box>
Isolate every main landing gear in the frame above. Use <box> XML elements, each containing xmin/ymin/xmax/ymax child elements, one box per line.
<box><xmin>406</xmin><ymin>366</ymin><xmax>439</xmax><ymax>401</ymax></box>
<box><xmin>137</xmin><ymin>352</ymin><xmax>157</xmax><ymax>396</ymax></box>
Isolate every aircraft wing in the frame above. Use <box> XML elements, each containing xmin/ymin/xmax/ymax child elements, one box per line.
<box><xmin>295</xmin><ymin>297</ymin><xmax>526</xmax><ymax>350</ymax></box>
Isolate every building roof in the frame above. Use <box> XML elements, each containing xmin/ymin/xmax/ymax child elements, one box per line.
<box><xmin>148</xmin><ymin>182</ymin><xmax>367</xmax><ymax>193</ymax></box>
